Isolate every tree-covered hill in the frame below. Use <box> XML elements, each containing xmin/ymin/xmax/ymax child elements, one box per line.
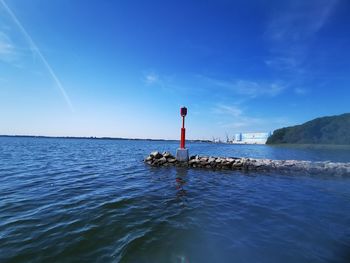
<box><xmin>266</xmin><ymin>113</ymin><xmax>350</xmax><ymax>145</ymax></box>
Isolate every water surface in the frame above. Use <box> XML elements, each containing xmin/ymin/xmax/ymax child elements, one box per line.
<box><xmin>1</xmin><ymin>137</ymin><xmax>350</xmax><ymax>262</ymax></box>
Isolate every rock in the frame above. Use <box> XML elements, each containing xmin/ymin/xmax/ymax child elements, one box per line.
<box><xmin>144</xmin><ymin>151</ymin><xmax>350</xmax><ymax>176</ymax></box>
<box><xmin>200</xmin><ymin>158</ymin><xmax>209</xmax><ymax>166</ymax></box>
<box><xmin>208</xmin><ymin>157</ymin><xmax>216</xmax><ymax>163</ymax></box>
<box><xmin>163</xmin><ymin>152</ymin><xmax>172</xmax><ymax>158</ymax></box>
<box><xmin>150</xmin><ymin>151</ymin><xmax>163</xmax><ymax>159</ymax></box>
<box><xmin>151</xmin><ymin>160</ymin><xmax>159</xmax><ymax>166</ymax></box>
<box><xmin>159</xmin><ymin>157</ymin><xmax>167</xmax><ymax>164</ymax></box>
<box><xmin>200</xmin><ymin>161</ymin><xmax>208</xmax><ymax>167</ymax></box>
<box><xmin>224</xmin><ymin>161</ymin><xmax>233</xmax><ymax>167</ymax></box>
<box><xmin>150</xmin><ymin>151</ymin><xmax>158</xmax><ymax>156</ymax></box>
<box><xmin>215</xmin><ymin>158</ymin><xmax>223</xmax><ymax>163</ymax></box>
<box><xmin>189</xmin><ymin>159</ymin><xmax>198</xmax><ymax>165</ymax></box>
<box><xmin>226</xmin><ymin>158</ymin><xmax>235</xmax><ymax>163</ymax></box>
<box><xmin>232</xmin><ymin>161</ymin><xmax>243</xmax><ymax>168</ymax></box>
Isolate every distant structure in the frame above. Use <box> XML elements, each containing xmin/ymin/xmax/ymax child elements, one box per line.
<box><xmin>232</xmin><ymin>132</ymin><xmax>272</xmax><ymax>144</ymax></box>
<box><xmin>212</xmin><ymin>136</ymin><xmax>222</xmax><ymax>143</ymax></box>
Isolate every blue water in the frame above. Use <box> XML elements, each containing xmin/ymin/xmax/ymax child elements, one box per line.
<box><xmin>1</xmin><ymin>137</ymin><xmax>350</xmax><ymax>262</ymax></box>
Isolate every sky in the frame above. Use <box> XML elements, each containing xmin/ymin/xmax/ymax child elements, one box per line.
<box><xmin>0</xmin><ymin>0</ymin><xmax>349</xmax><ymax>140</ymax></box>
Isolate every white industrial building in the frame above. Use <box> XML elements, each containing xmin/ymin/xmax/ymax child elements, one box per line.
<box><xmin>233</xmin><ymin>132</ymin><xmax>272</xmax><ymax>144</ymax></box>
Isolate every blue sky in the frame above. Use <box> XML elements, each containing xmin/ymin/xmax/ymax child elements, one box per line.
<box><xmin>0</xmin><ymin>0</ymin><xmax>349</xmax><ymax>140</ymax></box>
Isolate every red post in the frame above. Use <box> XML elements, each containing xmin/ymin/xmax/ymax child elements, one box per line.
<box><xmin>180</xmin><ymin>107</ymin><xmax>187</xmax><ymax>149</ymax></box>
<box><xmin>180</xmin><ymin>117</ymin><xmax>185</xmax><ymax>148</ymax></box>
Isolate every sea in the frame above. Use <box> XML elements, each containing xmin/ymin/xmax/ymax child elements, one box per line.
<box><xmin>1</xmin><ymin>137</ymin><xmax>350</xmax><ymax>263</ymax></box>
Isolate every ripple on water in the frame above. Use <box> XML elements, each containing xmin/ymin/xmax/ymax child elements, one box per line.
<box><xmin>0</xmin><ymin>138</ymin><xmax>350</xmax><ymax>262</ymax></box>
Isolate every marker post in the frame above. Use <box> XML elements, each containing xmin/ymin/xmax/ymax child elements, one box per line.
<box><xmin>176</xmin><ymin>107</ymin><xmax>189</xmax><ymax>162</ymax></box>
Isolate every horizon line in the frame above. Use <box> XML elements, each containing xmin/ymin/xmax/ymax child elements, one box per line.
<box><xmin>0</xmin><ymin>134</ymin><xmax>213</xmax><ymax>142</ymax></box>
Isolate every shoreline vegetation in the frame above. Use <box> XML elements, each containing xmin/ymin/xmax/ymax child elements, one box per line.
<box><xmin>267</xmin><ymin>113</ymin><xmax>350</xmax><ymax>145</ymax></box>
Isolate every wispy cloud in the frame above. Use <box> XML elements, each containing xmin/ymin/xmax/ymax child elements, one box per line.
<box><xmin>265</xmin><ymin>0</ymin><xmax>338</xmax><ymax>72</ymax></box>
<box><xmin>294</xmin><ymin>87</ymin><xmax>308</xmax><ymax>95</ymax></box>
<box><xmin>264</xmin><ymin>57</ymin><xmax>301</xmax><ymax>73</ymax></box>
<box><xmin>143</xmin><ymin>72</ymin><xmax>160</xmax><ymax>85</ymax></box>
<box><xmin>142</xmin><ymin>71</ymin><xmax>183</xmax><ymax>94</ymax></box>
<box><xmin>0</xmin><ymin>0</ymin><xmax>73</xmax><ymax>111</ymax></box>
<box><xmin>212</xmin><ymin>103</ymin><xmax>265</xmax><ymax>130</ymax></box>
<box><xmin>266</xmin><ymin>1</ymin><xmax>337</xmax><ymax>43</ymax></box>
<box><xmin>213</xmin><ymin>104</ymin><xmax>243</xmax><ymax>117</ymax></box>
<box><xmin>213</xmin><ymin>103</ymin><xmax>291</xmax><ymax>132</ymax></box>
<box><xmin>0</xmin><ymin>31</ymin><xmax>17</xmax><ymax>62</ymax></box>
<box><xmin>199</xmin><ymin>76</ymin><xmax>286</xmax><ymax>98</ymax></box>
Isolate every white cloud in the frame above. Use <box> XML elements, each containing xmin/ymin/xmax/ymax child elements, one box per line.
<box><xmin>264</xmin><ymin>0</ymin><xmax>338</xmax><ymax>72</ymax></box>
<box><xmin>294</xmin><ymin>87</ymin><xmax>308</xmax><ymax>95</ymax></box>
<box><xmin>142</xmin><ymin>71</ymin><xmax>181</xmax><ymax>93</ymax></box>
<box><xmin>144</xmin><ymin>72</ymin><xmax>159</xmax><ymax>85</ymax></box>
<box><xmin>266</xmin><ymin>1</ymin><xmax>337</xmax><ymax>43</ymax></box>
<box><xmin>212</xmin><ymin>104</ymin><xmax>263</xmax><ymax>130</ymax></box>
<box><xmin>232</xmin><ymin>80</ymin><xmax>285</xmax><ymax>97</ymax></box>
<box><xmin>212</xmin><ymin>103</ymin><xmax>292</xmax><ymax>133</ymax></box>
<box><xmin>0</xmin><ymin>31</ymin><xmax>17</xmax><ymax>62</ymax></box>
<box><xmin>220</xmin><ymin>117</ymin><xmax>265</xmax><ymax>130</ymax></box>
<box><xmin>201</xmin><ymin>76</ymin><xmax>286</xmax><ymax>98</ymax></box>
<box><xmin>264</xmin><ymin>57</ymin><xmax>301</xmax><ymax>72</ymax></box>
<box><xmin>213</xmin><ymin>104</ymin><xmax>243</xmax><ymax>117</ymax></box>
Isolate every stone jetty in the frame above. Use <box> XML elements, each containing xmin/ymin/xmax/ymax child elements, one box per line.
<box><xmin>144</xmin><ymin>151</ymin><xmax>350</xmax><ymax>176</ymax></box>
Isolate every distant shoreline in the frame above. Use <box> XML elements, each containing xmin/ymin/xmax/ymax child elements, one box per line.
<box><xmin>0</xmin><ymin>135</ymin><xmax>211</xmax><ymax>143</ymax></box>
<box><xmin>2</xmin><ymin>135</ymin><xmax>349</xmax><ymax>148</ymax></box>
<box><xmin>267</xmin><ymin>143</ymin><xmax>350</xmax><ymax>150</ymax></box>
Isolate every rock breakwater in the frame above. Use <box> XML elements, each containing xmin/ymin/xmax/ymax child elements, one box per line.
<box><xmin>144</xmin><ymin>151</ymin><xmax>350</xmax><ymax>176</ymax></box>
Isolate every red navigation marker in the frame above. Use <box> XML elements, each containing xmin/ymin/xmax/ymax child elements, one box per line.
<box><xmin>176</xmin><ymin>107</ymin><xmax>189</xmax><ymax>162</ymax></box>
<box><xmin>180</xmin><ymin>107</ymin><xmax>187</xmax><ymax>149</ymax></box>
